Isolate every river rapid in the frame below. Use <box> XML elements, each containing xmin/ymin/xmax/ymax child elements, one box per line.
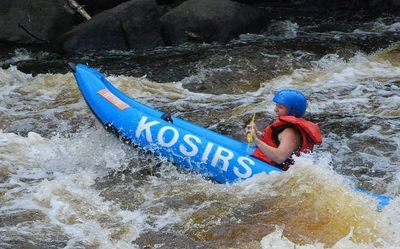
<box><xmin>1</xmin><ymin>15</ymin><xmax>400</xmax><ymax>249</ymax></box>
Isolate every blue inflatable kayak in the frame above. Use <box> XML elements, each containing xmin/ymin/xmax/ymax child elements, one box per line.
<box><xmin>69</xmin><ymin>63</ymin><xmax>390</xmax><ymax>209</ymax></box>
<box><xmin>69</xmin><ymin>63</ymin><xmax>283</xmax><ymax>183</ymax></box>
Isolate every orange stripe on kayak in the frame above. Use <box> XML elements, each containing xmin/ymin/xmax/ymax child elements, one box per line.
<box><xmin>98</xmin><ymin>89</ymin><xmax>130</xmax><ymax>110</ymax></box>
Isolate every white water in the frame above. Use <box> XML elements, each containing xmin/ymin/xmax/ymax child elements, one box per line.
<box><xmin>1</xmin><ymin>42</ymin><xmax>400</xmax><ymax>248</ymax></box>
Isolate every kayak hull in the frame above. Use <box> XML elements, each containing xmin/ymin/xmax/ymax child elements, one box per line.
<box><xmin>71</xmin><ymin>63</ymin><xmax>283</xmax><ymax>183</ymax></box>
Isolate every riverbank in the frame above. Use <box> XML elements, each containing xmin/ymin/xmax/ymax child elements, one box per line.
<box><xmin>1</xmin><ymin>0</ymin><xmax>399</xmax><ymax>54</ymax></box>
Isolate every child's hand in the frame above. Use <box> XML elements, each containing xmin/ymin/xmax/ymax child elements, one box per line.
<box><xmin>246</xmin><ymin>132</ymin><xmax>254</xmax><ymax>143</ymax></box>
<box><xmin>245</xmin><ymin>113</ymin><xmax>257</xmax><ymax>144</ymax></box>
<box><xmin>245</xmin><ymin>122</ymin><xmax>256</xmax><ymax>143</ymax></box>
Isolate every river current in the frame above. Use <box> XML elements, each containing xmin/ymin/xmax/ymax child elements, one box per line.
<box><xmin>1</xmin><ymin>16</ymin><xmax>400</xmax><ymax>249</ymax></box>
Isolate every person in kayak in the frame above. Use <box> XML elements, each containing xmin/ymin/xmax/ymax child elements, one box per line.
<box><xmin>245</xmin><ymin>89</ymin><xmax>322</xmax><ymax>170</ymax></box>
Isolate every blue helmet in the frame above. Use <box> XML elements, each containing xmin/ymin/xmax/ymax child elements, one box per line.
<box><xmin>273</xmin><ymin>89</ymin><xmax>307</xmax><ymax>117</ymax></box>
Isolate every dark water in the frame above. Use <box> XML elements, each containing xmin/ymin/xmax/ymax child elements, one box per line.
<box><xmin>1</xmin><ymin>15</ymin><xmax>400</xmax><ymax>249</ymax></box>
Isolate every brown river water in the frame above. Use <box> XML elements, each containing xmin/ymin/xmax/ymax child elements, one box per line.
<box><xmin>1</xmin><ymin>15</ymin><xmax>400</xmax><ymax>249</ymax></box>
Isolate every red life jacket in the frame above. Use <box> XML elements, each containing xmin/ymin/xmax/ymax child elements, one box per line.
<box><xmin>252</xmin><ymin>116</ymin><xmax>322</xmax><ymax>170</ymax></box>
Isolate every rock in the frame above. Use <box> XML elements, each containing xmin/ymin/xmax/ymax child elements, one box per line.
<box><xmin>0</xmin><ymin>0</ymin><xmax>75</xmax><ymax>44</ymax></box>
<box><xmin>57</xmin><ymin>0</ymin><xmax>164</xmax><ymax>53</ymax></box>
<box><xmin>78</xmin><ymin>0</ymin><xmax>129</xmax><ymax>15</ymax></box>
<box><xmin>160</xmin><ymin>0</ymin><xmax>265</xmax><ymax>45</ymax></box>
<box><xmin>156</xmin><ymin>0</ymin><xmax>185</xmax><ymax>5</ymax></box>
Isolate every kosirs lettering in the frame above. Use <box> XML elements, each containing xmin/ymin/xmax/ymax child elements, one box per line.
<box><xmin>201</xmin><ymin>142</ymin><xmax>214</xmax><ymax>162</ymax></box>
<box><xmin>134</xmin><ymin>115</ymin><xmax>255</xmax><ymax>181</ymax></box>
<box><xmin>158</xmin><ymin>126</ymin><xmax>179</xmax><ymax>147</ymax></box>
<box><xmin>180</xmin><ymin>134</ymin><xmax>201</xmax><ymax>156</ymax></box>
<box><xmin>136</xmin><ymin>116</ymin><xmax>159</xmax><ymax>142</ymax></box>
<box><xmin>211</xmin><ymin>146</ymin><xmax>234</xmax><ymax>171</ymax></box>
<box><xmin>234</xmin><ymin>157</ymin><xmax>254</xmax><ymax>178</ymax></box>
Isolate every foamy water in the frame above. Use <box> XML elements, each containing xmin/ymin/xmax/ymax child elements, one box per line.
<box><xmin>1</xmin><ymin>21</ymin><xmax>400</xmax><ymax>248</ymax></box>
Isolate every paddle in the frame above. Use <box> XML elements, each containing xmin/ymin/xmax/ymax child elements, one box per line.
<box><xmin>246</xmin><ymin>113</ymin><xmax>256</xmax><ymax>144</ymax></box>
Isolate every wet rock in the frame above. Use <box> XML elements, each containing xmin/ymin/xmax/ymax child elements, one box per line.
<box><xmin>79</xmin><ymin>0</ymin><xmax>129</xmax><ymax>14</ymax></box>
<box><xmin>57</xmin><ymin>0</ymin><xmax>164</xmax><ymax>53</ymax></box>
<box><xmin>0</xmin><ymin>0</ymin><xmax>75</xmax><ymax>44</ymax></box>
<box><xmin>156</xmin><ymin>0</ymin><xmax>186</xmax><ymax>6</ymax></box>
<box><xmin>160</xmin><ymin>0</ymin><xmax>265</xmax><ymax>45</ymax></box>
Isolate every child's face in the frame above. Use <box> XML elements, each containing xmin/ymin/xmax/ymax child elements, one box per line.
<box><xmin>274</xmin><ymin>103</ymin><xmax>288</xmax><ymax>117</ymax></box>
